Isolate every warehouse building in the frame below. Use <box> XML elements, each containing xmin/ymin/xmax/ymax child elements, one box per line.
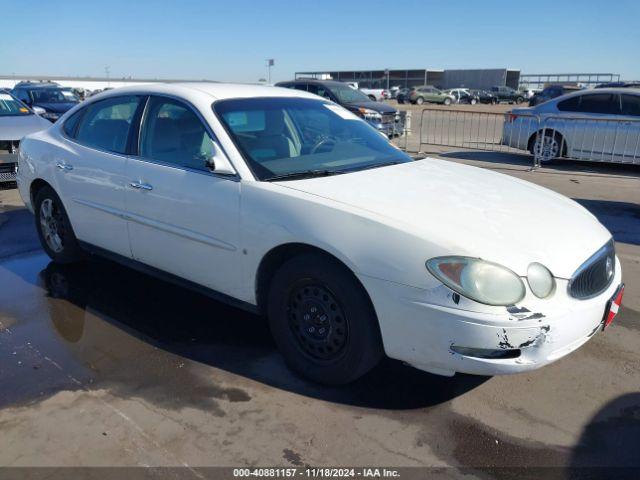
<box><xmin>295</xmin><ymin>68</ymin><xmax>522</xmax><ymax>90</ymax></box>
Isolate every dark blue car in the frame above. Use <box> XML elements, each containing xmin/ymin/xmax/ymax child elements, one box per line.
<box><xmin>11</xmin><ymin>81</ymin><xmax>80</xmax><ymax>122</ymax></box>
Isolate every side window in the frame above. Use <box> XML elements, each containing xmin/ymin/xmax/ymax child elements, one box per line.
<box><xmin>621</xmin><ymin>95</ymin><xmax>640</xmax><ymax>116</ymax></box>
<box><xmin>557</xmin><ymin>96</ymin><xmax>581</xmax><ymax>112</ymax></box>
<box><xmin>577</xmin><ymin>94</ymin><xmax>620</xmax><ymax>115</ymax></box>
<box><xmin>139</xmin><ymin>97</ymin><xmax>215</xmax><ymax>171</ymax></box>
<box><xmin>293</xmin><ymin>83</ymin><xmax>308</xmax><ymax>92</ymax></box>
<box><xmin>63</xmin><ymin>109</ymin><xmax>84</xmax><ymax>137</ymax></box>
<box><xmin>75</xmin><ymin>96</ymin><xmax>141</xmax><ymax>153</ymax></box>
<box><xmin>15</xmin><ymin>90</ymin><xmax>30</xmax><ymax>103</ymax></box>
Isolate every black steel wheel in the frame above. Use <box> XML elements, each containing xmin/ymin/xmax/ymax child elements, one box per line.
<box><xmin>267</xmin><ymin>253</ymin><xmax>383</xmax><ymax>385</ymax></box>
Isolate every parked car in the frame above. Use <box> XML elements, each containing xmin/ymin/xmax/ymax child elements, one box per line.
<box><xmin>360</xmin><ymin>88</ymin><xmax>388</xmax><ymax>102</ymax></box>
<box><xmin>276</xmin><ymin>79</ymin><xmax>403</xmax><ymax>136</ymax></box>
<box><xmin>503</xmin><ymin>88</ymin><xmax>640</xmax><ymax>163</ymax></box>
<box><xmin>595</xmin><ymin>81</ymin><xmax>640</xmax><ymax>89</ymax></box>
<box><xmin>409</xmin><ymin>86</ymin><xmax>454</xmax><ymax>105</ymax></box>
<box><xmin>17</xmin><ymin>83</ymin><xmax>623</xmax><ymax>384</ymax></box>
<box><xmin>445</xmin><ymin>88</ymin><xmax>479</xmax><ymax>105</ymax></box>
<box><xmin>519</xmin><ymin>87</ymin><xmax>541</xmax><ymax>100</ymax></box>
<box><xmin>0</xmin><ymin>90</ymin><xmax>51</xmax><ymax>186</ymax></box>
<box><xmin>471</xmin><ymin>89</ymin><xmax>498</xmax><ymax>104</ymax></box>
<box><xmin>395</xmin><ymin>88</ymin><xmax>411</xmax><ymax>104</ymax></box>
<box><xmin>11</xmin><ymin>81</ymin><xmax>80</xmax><ymax>122</ymax></box>
<box><xmin>529</xmin><ymin>85</ymin><xmax>583</xmax><ymax>106</ymax></box>
<box><xmin>489</xmin><ymin>86</ymin><xmax>525</xmax><ymax>104</ymax></box>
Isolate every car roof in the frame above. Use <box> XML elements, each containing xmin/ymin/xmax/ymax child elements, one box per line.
<box><xmin>277</xmin><ymin>79</ymin><xmax>351</xmax><ymax>88</ymax></box>
<box><xmin>81</xmin><ymin>82</ymin><xmax>321</xmax><ymax>102</ymax></box>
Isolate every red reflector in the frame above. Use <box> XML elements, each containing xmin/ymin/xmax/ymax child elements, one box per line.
<box><xmin>604</xmin><ymin>284</ymin><xmax>624</xmax><ymax>329</ymax></box>
<box><xmin>507</xmin><ymin>113</ymin><xmax>518</xmax><ymax>123</ymax></box>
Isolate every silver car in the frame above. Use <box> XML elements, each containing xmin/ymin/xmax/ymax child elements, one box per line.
<box><xmin>502</xmin><ymin>88</ymin><xmax>640</xmax><ymax>164</ymax></box>
<box><xmin>0</xmin><ymin>90</ymin><xmax>51</xmax><ymax>185</ymax></box>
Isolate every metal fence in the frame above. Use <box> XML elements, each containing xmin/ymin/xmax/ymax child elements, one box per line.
<box><xmin>396</xmin><ymin>108</ymin><xmax>640</xmax><ymax>169</ymax></box>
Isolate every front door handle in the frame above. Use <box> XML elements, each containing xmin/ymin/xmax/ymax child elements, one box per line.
<box><xmin>129</xmin><ymin>181</ymin><xmax>153</xmax><ymax>191</ymax></box>
<box><xmin>56</xmin><ymin>162</ymin><xmax>73</xmax><ymax>172</ymax></box>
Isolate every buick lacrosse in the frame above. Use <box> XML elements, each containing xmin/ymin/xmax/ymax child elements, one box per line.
<box><xmin>17</xmin><ymin>83</ymin><xmax>623</xmax><ymax>384</ymax></box>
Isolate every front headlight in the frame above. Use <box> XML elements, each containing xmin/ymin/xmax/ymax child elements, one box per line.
<box><xmin>41</xmin><ymin>111</ymin><xmax>59</xmax><ymax>120</ymax></box>
<box><xmin>358</xmin><ymin>108</ymin><xmax>382</xmax><ymax>122</ymax></box>
<box><xmin>426</xmin><ymin>256</ymin><xmax>525</xmax><ymax>306</ymax></box>
<box><xmin>527</xmin><ymin>262</ymin><xmax>555</xmax><ymax>298</ymax></box>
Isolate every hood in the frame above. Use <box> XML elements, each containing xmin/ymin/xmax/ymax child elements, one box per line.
<box><xmin>0</xmin><ymin>114</ymin><xmax>52</xmax><ymax>140</ymax></box>
<box><xmin>276</xmin><ymin>158</ymin><xmax>611</xmax><ymax>278</ymax></box>
<box><xmin>34</xmin><ymin>102</ymin><xmax>78</xmax><ymax>114</ymax></box>
<box><xmin>342</xmin><ymin>101</ymin><xmax>397</xmax><ymax>114</ymax></box>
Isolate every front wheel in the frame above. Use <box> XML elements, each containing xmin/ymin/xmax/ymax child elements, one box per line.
<box><xmin>491</xmin><ymin>98</ymin><xmax>498</xmax><ymax>105</ymax></box>
<box><xmin>267</xmin><ymin>253</ymin><xmax>383</xmax><ymax>385</ymax></box>
<box><xmin>515</xmin><ymin>96</ymin><xmax>524</xmax><ymax>104</ymax></box>
<box><xmin>34</xmin><ymin>186</ymin><xmax>83</xmax><ymax>263</ymax></box>
<box><xmin>415</xmin><ymin>97</ymin><xmax>424</xmax><ymax>105</ymax></box>
<box><xmin>470</xmin><ymin>98</ymin><xmax>477</xmax><ymax>105</ymax></box>
<box><xmin>368</xmin><ymin>95</ymin><xmax>376</xmax><ymax>101</ymax></box>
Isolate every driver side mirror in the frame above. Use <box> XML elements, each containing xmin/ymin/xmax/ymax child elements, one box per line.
<box><xmin>32</xmin><ymin>106</ymin><xmax>46</xmax><ymax>115</ymax></box>
<box><xmin>204</xmin><ymin>142</ymin><xmax>236</xmax><ymax>176</ymax></box>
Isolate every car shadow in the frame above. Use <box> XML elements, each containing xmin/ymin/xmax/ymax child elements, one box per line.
<box><xmin>35</xmin><ymin>259</ymin><xmax>488</xmax><ymax>411</ymax></box>
<box><xmin>573</xmin><ymin>199</ymin><xmax>640</xmax><ymax>246</ymax></box>
<box><xmin>437</xmin><ymin>150</ymin><xmax>640</xmax><ymax>178</ymax></box>
<box><xmin>568</xmin><ymin>392</ymin><xmax>640</xmax><ymax>474</ymax></box>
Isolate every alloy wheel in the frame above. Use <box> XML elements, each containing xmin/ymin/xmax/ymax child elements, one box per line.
<box><xmin>40</xmin><ymin>198</ymin><xmax>65</xmax><ymax>253</ymax></box>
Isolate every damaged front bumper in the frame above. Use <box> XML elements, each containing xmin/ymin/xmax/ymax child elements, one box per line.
<box><xmin>359</xmin><ymin>257</ymin><xmax>622</xmax><ymax>377</ymax></box>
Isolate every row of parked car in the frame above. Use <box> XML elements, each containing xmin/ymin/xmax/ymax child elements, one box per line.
<box><xmin>394</xmin><ymin>85</ymin><xmax>528</xmax><ymax>106</ymax></box>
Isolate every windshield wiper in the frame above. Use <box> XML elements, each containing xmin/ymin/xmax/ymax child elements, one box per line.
<box><xmin>265</xmin><ymin>169</ymin><xmax>344</xmax><ymax>182</ymax></box>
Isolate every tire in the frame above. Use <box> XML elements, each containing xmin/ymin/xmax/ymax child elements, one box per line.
<box><xmin>515</xmin><ymin>96</ymin><xmax>524</xmax><ymax>104</ymax></box>
<box><xmin>34</xmin><ymin>185</ymin><xmax>83</xmax><ymax>264</ymax></box>
<box><xmin>368</xmin><ymin>95</ymin><xmax>376</xmax><ymax>101</ymax></box>
<box><xmin>491</xmin><ymin>98</ymin><xmax>498</xmax><ymax>105</ymax></box>
<box><xmin>443</xmin><ymin>98</ymin><xmax>452</xmax><ymax>106</ymax></box>
<box><xmin>529</xmin><ymin>131</ymin><xmax>565</xmax><ymax>163</ymax></box>
<box><xmin>267</xmin><ymin>253</ymin><xmax>383</xmax><ymax>385</ymax></box>
<box><xmin>415</xmin><ymin>96</ymin><xmax>424</xmax><ymax>105</ymax></box>
<box><xmin>470</xmin><ymin>98</ymin><xmax>477</xmax><ymax>105</ymax></box>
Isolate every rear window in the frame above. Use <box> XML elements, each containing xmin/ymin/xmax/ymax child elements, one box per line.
<box><xmin>621</xmin><ymin>95</ymin><xmax>640</xmax><ymax>116</ymax></box>
<box><xmin>75</xmin><ymin>96</ymin><xmax>141</xmax><ymax>154</ymax></box>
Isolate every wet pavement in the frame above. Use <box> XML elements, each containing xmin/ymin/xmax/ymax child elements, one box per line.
<box><xmin>0</xmin><ymin>159</ymin><xmax>639</xmax><ymax>476</ymax></box>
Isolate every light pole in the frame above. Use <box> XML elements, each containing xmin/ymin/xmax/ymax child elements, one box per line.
<box><xmin>266</xmin><ymin>59</ymin><xmax>274</xmax><ymax>85</ymax></box>
<box><xmin>104</xmin><ymin>66</ymin><xmax>111</xmax><ymax>87</ymax></box>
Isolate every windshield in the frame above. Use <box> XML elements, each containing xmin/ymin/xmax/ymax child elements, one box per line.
<box><xmin>0</xmin><ymin>92</ymin><xmax>31</xmax><ymax>116</ymax></box>
<box><xmin>30</xmin><ymin>88</ymin><xmax>80</xmax><ymax>104</ymax></box>
<box><xmin>329</xmin><ymin>84</ymin><xmax>372</xmax><ymax>104</ymax></box>
<box><xmin>214</xmin><ymin>97</ymin><xmax>412</xmax><ymax>181</ymax></box>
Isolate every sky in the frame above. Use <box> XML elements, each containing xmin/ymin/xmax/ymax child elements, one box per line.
<box><xmin>2</xmin><ymin>0</ymin><xmax>640</xmax><ymax>83</ymax></box>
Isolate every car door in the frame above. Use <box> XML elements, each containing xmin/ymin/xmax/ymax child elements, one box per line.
<box><xmin>572</xmin><ymin>93</ymin><xmax>621</xmax><ymax>161</ymax></box>
<box><xmin>55</xmin><ymin>95</ymin><xmax>143</xmax><ymax>257</ymax></box>
<box><xmin>619</xmin><ymin>94</ymin><xmax>640</xmax><ymax>163</ymax></box>
<box><xmin>124</xmin><ymin>95</ymin><xmax>242</xmax><ymax>296</ymax></box>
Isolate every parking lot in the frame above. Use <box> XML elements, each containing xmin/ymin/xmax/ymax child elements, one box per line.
<box><xmin>1</xmin><ymin>151</ymin><xmax>638</xmax><ymax>475</ymax></box>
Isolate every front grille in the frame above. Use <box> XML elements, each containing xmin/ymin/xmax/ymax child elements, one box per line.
<box><xmin>569</xmin><ymin>240</ymin><xmax>616</xmax><ymax>299</ymax></box>
<box><xmin>381</xmin><ymin>113</ymin><xmax>396</xmax><ymax>124</ymax></box>
<box><xmin>0</xmin><ymin>162</ymin><xmax>17</xmax><ymax>174</ymax></box>
<box><xmin>0</xmin><ymin>140</ymin><xmax>19</xmax><ymax>154</ymax></box>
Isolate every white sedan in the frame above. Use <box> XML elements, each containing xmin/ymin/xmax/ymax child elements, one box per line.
<box><xmin>503</xmin><ymin>88</ymin><xmax>640</xmax><ymax>164</ymax></box>
<box><xmin>17</xmin><ymin>83</ymin><xmax>624</xmax><ymax>384</ymax></box>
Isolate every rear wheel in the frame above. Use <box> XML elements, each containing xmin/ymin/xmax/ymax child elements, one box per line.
<box><xmin>470</xmin><ymin>98</ymin><xmax>477</xmax><ymax>105</ymax></box>
<box><xmin>443</xmin><ymin>97</ymin><xmax>452</xmax><ymax>106</ymax></box>
<box><xmin>368</xmin><ymin>95</ymin><xmax>376</xmax><ymax>101</ymax></box>
<box><xmin>267</xmin><ymin>253</ymin><xmax>383</xmax><ymax>385</ymax></box>
<box><xmin>515</xmin><ymin>96</ymin><xmax>524</xmax><ymax>104</ymax></box>
<box><xmin>491</xmin><ymin>98</ymin><xmax>498</xmax><ymax>105</ymax></box>
<box><xmin>530</xmin><ymin>131</ymin><xmax>565</xmax><ymax>163</ymax></box>
<box><xmin>34</xmin><ymin>186</ymin><xmax>82</xmax><ymax>263</ymax></box>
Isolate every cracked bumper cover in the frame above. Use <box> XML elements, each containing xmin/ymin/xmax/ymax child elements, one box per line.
<box><xmin>359</xmin><ymin>257</ymin><xmax>622</xmax><ymax>377</ymax></box>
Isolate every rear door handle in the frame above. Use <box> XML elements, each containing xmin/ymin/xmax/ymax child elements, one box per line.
<box><xmin>56</xmin><ymin>162</ymin><xmax>73</xmax><ymax>171</ymax></box>
<box><xmin>129</xmin><ymin>181</ymin><xmax>153</xmax><ymax>191</ymax></box>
